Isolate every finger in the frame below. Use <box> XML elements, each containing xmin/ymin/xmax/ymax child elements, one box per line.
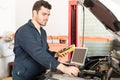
<box><xmin>58</xmin><ymin>55</ymin><xmax>62</xmax><ymax>57</ymax></box>
<box><xmin>71</xmin><ymin>73</ymin><xmax>76</xmax><ymax>77</ymax></box>
<box><xmin>72</xmin><ymin>68</ymin><xmax>80</xmax><ymax>74</ymax></box>
<box><xmin>71</xmin><ymin>72</ymin><xmax>78</xmax><ymax>77</ymax></box>
<box><xmin>64</xmin><ymin>52</ymin><xmax>67</xmax><ymax>55</ymax></box>
<box><xmin>62</xmin><ymin>54</ymin><xmax>65</xmax><ymax>57</ymax></box>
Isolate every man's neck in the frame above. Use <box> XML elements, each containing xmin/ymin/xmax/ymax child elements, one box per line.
<box><xmin>31</xmin><ymin>19</ymin><xmax>41</xmax><ymax>32</ymax></box>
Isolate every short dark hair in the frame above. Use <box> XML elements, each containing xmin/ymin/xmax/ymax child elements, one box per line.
<box><xmin>32</xmin><ymin>0</ymin><xmax>52</xmax><ymax>12</ymax></box>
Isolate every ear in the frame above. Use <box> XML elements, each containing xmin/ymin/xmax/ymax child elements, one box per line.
<box><xmin>32</xmin><ymin>10</ymin><xmax>37</xmax><ymax>17</ymax></box>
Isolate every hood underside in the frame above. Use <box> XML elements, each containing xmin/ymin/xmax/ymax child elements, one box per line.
<box><xmin>78</xmin><ymin>0</ymin><xmax>120</xmax><ymax>40</ymax></box>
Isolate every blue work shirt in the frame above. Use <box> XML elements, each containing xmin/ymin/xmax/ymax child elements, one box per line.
<box><xmin>12</xmin><ymin>20</ymin><xmax>60</xmax><ymax>79</ymax></box>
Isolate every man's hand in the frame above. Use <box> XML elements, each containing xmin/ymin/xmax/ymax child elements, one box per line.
<box><xmin>55</xmin><ymin>44</ymin><xmax>75</xmax><ymax>57</ymax></box>
<box><xmin>57</xmin><ymin>63</ymin><xmax>80</xmax><ymax>77</ymax></box>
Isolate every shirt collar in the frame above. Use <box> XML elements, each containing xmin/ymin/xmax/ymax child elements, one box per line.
<box><xmin>28</xmin><ymin>19</ymin><xmax>43</xmax><ymax>31</ymax></box>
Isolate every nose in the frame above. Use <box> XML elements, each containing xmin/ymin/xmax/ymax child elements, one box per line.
<box><xmin>45</xmin><ymin>15</ymin><xmax>49</xmax><ymax>21</ymax></box>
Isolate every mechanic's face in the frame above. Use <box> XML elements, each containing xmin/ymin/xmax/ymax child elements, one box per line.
<box><xmin>33</xmin><ymin>6</ymin><xmax>50</xmax><ymax>26</ymax></box>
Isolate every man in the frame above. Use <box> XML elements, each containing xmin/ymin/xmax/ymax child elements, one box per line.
<box><xmin>12</xmin><ymin>0</ymin><xmax>80</xmax><ymax>80</ymax></box>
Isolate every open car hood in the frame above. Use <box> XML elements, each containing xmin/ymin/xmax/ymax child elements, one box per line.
<box><xmin>78</xmin><ymin>0</ymin><xmax>120</xmax><ymax>41</ymax></box>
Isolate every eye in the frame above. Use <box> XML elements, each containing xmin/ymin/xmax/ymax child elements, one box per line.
<box><xmin>42</xmin><ymin>13</ymin><xmax>50</xmax><ymax>16</ymax></box>
<box><xmin>42</xmin><ymin>13</ymin><xmax>47</xmax><ymax>16</ymax></box>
